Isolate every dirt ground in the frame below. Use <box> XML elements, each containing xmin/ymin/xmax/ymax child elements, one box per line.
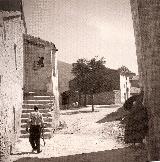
<box><xmin>11</xmin><ymin>105</ymin><xmax>147</xmax><ymax>162</ymax></box>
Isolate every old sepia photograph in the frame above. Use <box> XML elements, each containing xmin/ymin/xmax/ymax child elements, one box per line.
<box><xmin>0</xmin><ymin>0</ymin><xmax>160</xmax><ymax>161</ymax></box>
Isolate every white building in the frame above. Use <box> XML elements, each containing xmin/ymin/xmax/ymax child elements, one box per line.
<box><xmin>120</xmin><ymin>74</ymin><xmax>131</xmax><ymax>103</ymax></box>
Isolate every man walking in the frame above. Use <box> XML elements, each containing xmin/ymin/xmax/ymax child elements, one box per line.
<box><xmin>26</xmin><ymin>106</ymin><xmax>44</xmax><ymax>153</ymax></box>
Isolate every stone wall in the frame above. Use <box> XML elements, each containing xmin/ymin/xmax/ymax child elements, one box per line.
<box><xmin>24</xmin><ymin>34</ymin><xmax>57</xmax><ymax>94</ymax></box>
<box><xmin>114</xmin><ymin>90</ymin><xmax>121</xmax><ymax>104</ymax></box>
<box><xmin>0</xmin><ymin>11</ymin><xmax>24</xmax><ymax>160</ymax></box>
<box><xmin>86</xmin><ymin>91</ymin><xmax>121</xmax><ymax>105</ymax></box>
<box><xmin>51</xmin><ymin>52</ymin><xmax>60</xmax><ymax>128</ymax></box>
<box><xmin>130</xmin><ymin>0</ymin><xmax>160</xmax><ymax>160</ymax></box>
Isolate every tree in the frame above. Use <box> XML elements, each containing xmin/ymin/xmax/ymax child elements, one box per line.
<box><xmin>85</xmin><ymin>57</ymin><xmax>107</xmax><ymax>111</ymax></box>
<box><xmin>118</xmin><ymin>65</ymin><xmax>132</xmax><ymax>74</ymax></box>
<box><xmin>71</xmin><ymin>57</ymin><xmax>111</xmax><ymax>111</ymax></box>
<box><xmin>71</xmin><ymin>58</ymin><xmax>90</xmax><ymax>107</ymax></box>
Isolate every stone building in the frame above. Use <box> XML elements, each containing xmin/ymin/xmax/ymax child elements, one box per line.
<box><xmin>21</xmin><ymin>34</ymin><xmax>59</xmax><ymax>138</ymax></box>
<box><xmin>23</xmin><ymin>34</ymin><xmax>58</xmax><ymax>96</ymax></box>
<box><xmin>0</xmin><ymin>10</ymin><xmax>25</xmax><ymax>161</ymax></box>
<box><xmin>130</xmin><ymin>75</ymin><xmax>140</xmax><ymax>96</ymax></box>
<box><xmin>0</xmin><ymin>1</ymin><xmax>59</xmax><ymax>161</ymax></box>
<box><xmin>130</xmin><ymin>0</ymin><xmax>160</xmax><ymax>160</ymax></box>
<box><xmin>120</xmin><ymin>73</ymin><xmax>132</xmax><ymax>103</ymax></box>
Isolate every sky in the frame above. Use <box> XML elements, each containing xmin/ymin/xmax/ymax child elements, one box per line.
<box><xmin>23</xmin><ymin>0</ymin><xmax>138</xmax><ymax>73</ymax></box>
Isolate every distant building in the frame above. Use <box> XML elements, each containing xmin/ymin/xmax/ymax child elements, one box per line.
<box><xmin>130</xmin><ymin>75</ymin><xmax>140</xmax><ymax>87</ymax></box>
<box><xmin>120</xmin><ymin>72</ymin><xmax>133</xmax><ymax>103</ymax></box>
<box><xmin>130</xmin><ymin>75</ymin><xmax>141</xmax><ymax>96</ymax></box>
<box><xmin>68</xmin><ymin>67</ymin><xmax>135</xmax><ymax>106</ymax></box>
<box><xmin>86</xmin><ymin>71</ymin><xmax>135</xmax><ymax>105</ymax></box>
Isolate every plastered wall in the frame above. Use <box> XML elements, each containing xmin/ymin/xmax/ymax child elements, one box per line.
<box><xmin>0</xmin><ymin>11</ymin><xmax>24</xmax><ymax>160</ymax></box>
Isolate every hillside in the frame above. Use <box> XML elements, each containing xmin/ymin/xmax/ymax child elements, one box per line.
<box><xmin>57</xmin><ymin>61</ymin><xmax>75</xmax><ymax>94</ymax></box>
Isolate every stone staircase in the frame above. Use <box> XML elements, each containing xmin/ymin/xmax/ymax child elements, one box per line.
<box><xmin>20</xmin><ymin>92</ymin><xmax>55</xmax><ymax>139</ymax></box>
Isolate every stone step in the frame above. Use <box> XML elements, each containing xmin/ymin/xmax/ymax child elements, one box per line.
<box><xmin>21</xmin><ymin>93</ymin><xmax>55</xmax><ymax>139</ymax></box>
<box><xmin>22</xmin><ymin>104</ymin><xmax>52</xmax><ymax>109</ymax></box>
<box><xmin>23</xmin><ymin>100</ymin><xmax>53</xmax><ymax>104</ymax></box>
<box><xmin>24</xmin><ymin>99</ymin><xmax>54</xmax><ymax>102</ymax></box>
<box><xmin>20</xmin><ymin>132</ymin><xmax>52</xmax><ymax>139</ymax></box>
<box><xmin>22</xmin><ymin>109</ymin><xmax>49</xmax><ymax>113</ymax></box>
<box><xmin>24</xmin><ymin>96</ymin><xmax>54</xmax><ymax>100</ymax></box>
<box><xmin>24</xmin><ymin>92</ymin><xmax>53</xmax><ymax>96</ymax></box>
<box><xmin>21</xmin><ymin>122</ymin><xmax>52</xmax><ymax>128</ymax></box>
<box><xmin>21</xmin><ymin>113</ymin><xmax>52</xmax><ymax>118</ymax></box>
<box><xmin>21</xmin><ymin>117</ymin><xmax>52</xmax><ymax>123</ymax></box>
<box><xmin>42</xmin><ymin>113</ymin><xmax>52</xmax><ymax>117</ymax></box>
<box><xmin>20</xmin><ymin>128</ymin><xmax>52</xmax><ymax>135</ymax></box>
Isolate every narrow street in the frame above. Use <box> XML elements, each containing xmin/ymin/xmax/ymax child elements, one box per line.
<box><xmin>11</xmin><ymin>105</ymin><xmax>147</xmax><ymax>162</ymax></box>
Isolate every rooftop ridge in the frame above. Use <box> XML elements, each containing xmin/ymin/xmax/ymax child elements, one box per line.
<box><xmin>24</xmin><ymin>34</ymin><xmax>58</xmax><ymax>51</ymax></box>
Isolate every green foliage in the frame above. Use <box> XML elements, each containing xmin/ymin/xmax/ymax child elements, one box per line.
<box><xmin>118</xmin><ymin>65</ymin><xmax>132</xmax><ymax>75</ymax></box>
<box><xmin>72</xmin><ymin>58</ymin><xmax>89</xmax><ymax>79</ymax></box>
<box><xmin>71</xmin><ymin>58</ymin><xmax>90</xmax><ymax>94</ymax></box>
<box><xmin>70</xmin><ymin>57</ymin><xmax>108</xmax><ymax>110</ymax></box>
<box><xmin>70</xmin><ymin>56</ymin><xmax>111</xmax><ymax>95</ymax></box>
<box><xmin>86</xmin><ymin>57</ymin><xmax>106</xmax><ymax>94</ymax></box>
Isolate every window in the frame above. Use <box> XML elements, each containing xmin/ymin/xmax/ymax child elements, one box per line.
<box><xmin>33</xmin><ymin>57</ymin><xmax>44</xmax><ymax>70</ymax></box>
<box><xmin>0</xmin><ymin>75</ymin><xmax>1</xmax><ymax>86</ymax></box>
<box><xmin>124</xmin><ymin>93</ymin><xmax>126</xmax><ymax>101</ymax></box>
<box><xmin>0</xmin><ymin>75</ymin><xmax>2</xmax><ymax>91</ymax></box>
<box><xmin>14</xmin><ymin>44</ymin><xmax>17</xmax><ymax>70</ymax></box>
<box><xmin>37</xmin><ymin>57</ymin><xmax>44</xmax><ymax>67</ymax></box>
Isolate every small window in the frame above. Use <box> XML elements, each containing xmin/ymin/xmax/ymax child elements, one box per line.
<box><xmin>0</xmin><ymin>75</ymin><xmax>1</xmax><ymax>85</ymax></box>
<box><xmin>0</xmin><ymin>75</ymin><xmax>2</xmax><ymax>88</ymax></box>
<box><xmin>37</xmin><ymin>57</ymin><xmax>44</xmax><ymax>67</ymax></box>
<box><xmin>33</xmin><ymin>57</ymin><xmax>44</xmax><ymax>70</ymax></box>
<box><xmin>14</xmin><ymin>44</ymin><xmax>17</xmax><ymax>70</ymax></box>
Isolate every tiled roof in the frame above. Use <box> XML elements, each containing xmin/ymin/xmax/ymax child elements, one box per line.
<box><xmin>24</xmin><ymin>34</ymin><xmax>58</xmax><ymax>50</ymax></box>
<box><xmin>0</xmin><ymin>11</ymin><xmax>21</xmax><ymax>16</ymax></box>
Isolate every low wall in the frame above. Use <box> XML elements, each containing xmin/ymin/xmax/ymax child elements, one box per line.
<box><xmin>85</xmin><ymin>90</ymin><xmax>121</xmax><ymax>105</ymax></box>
